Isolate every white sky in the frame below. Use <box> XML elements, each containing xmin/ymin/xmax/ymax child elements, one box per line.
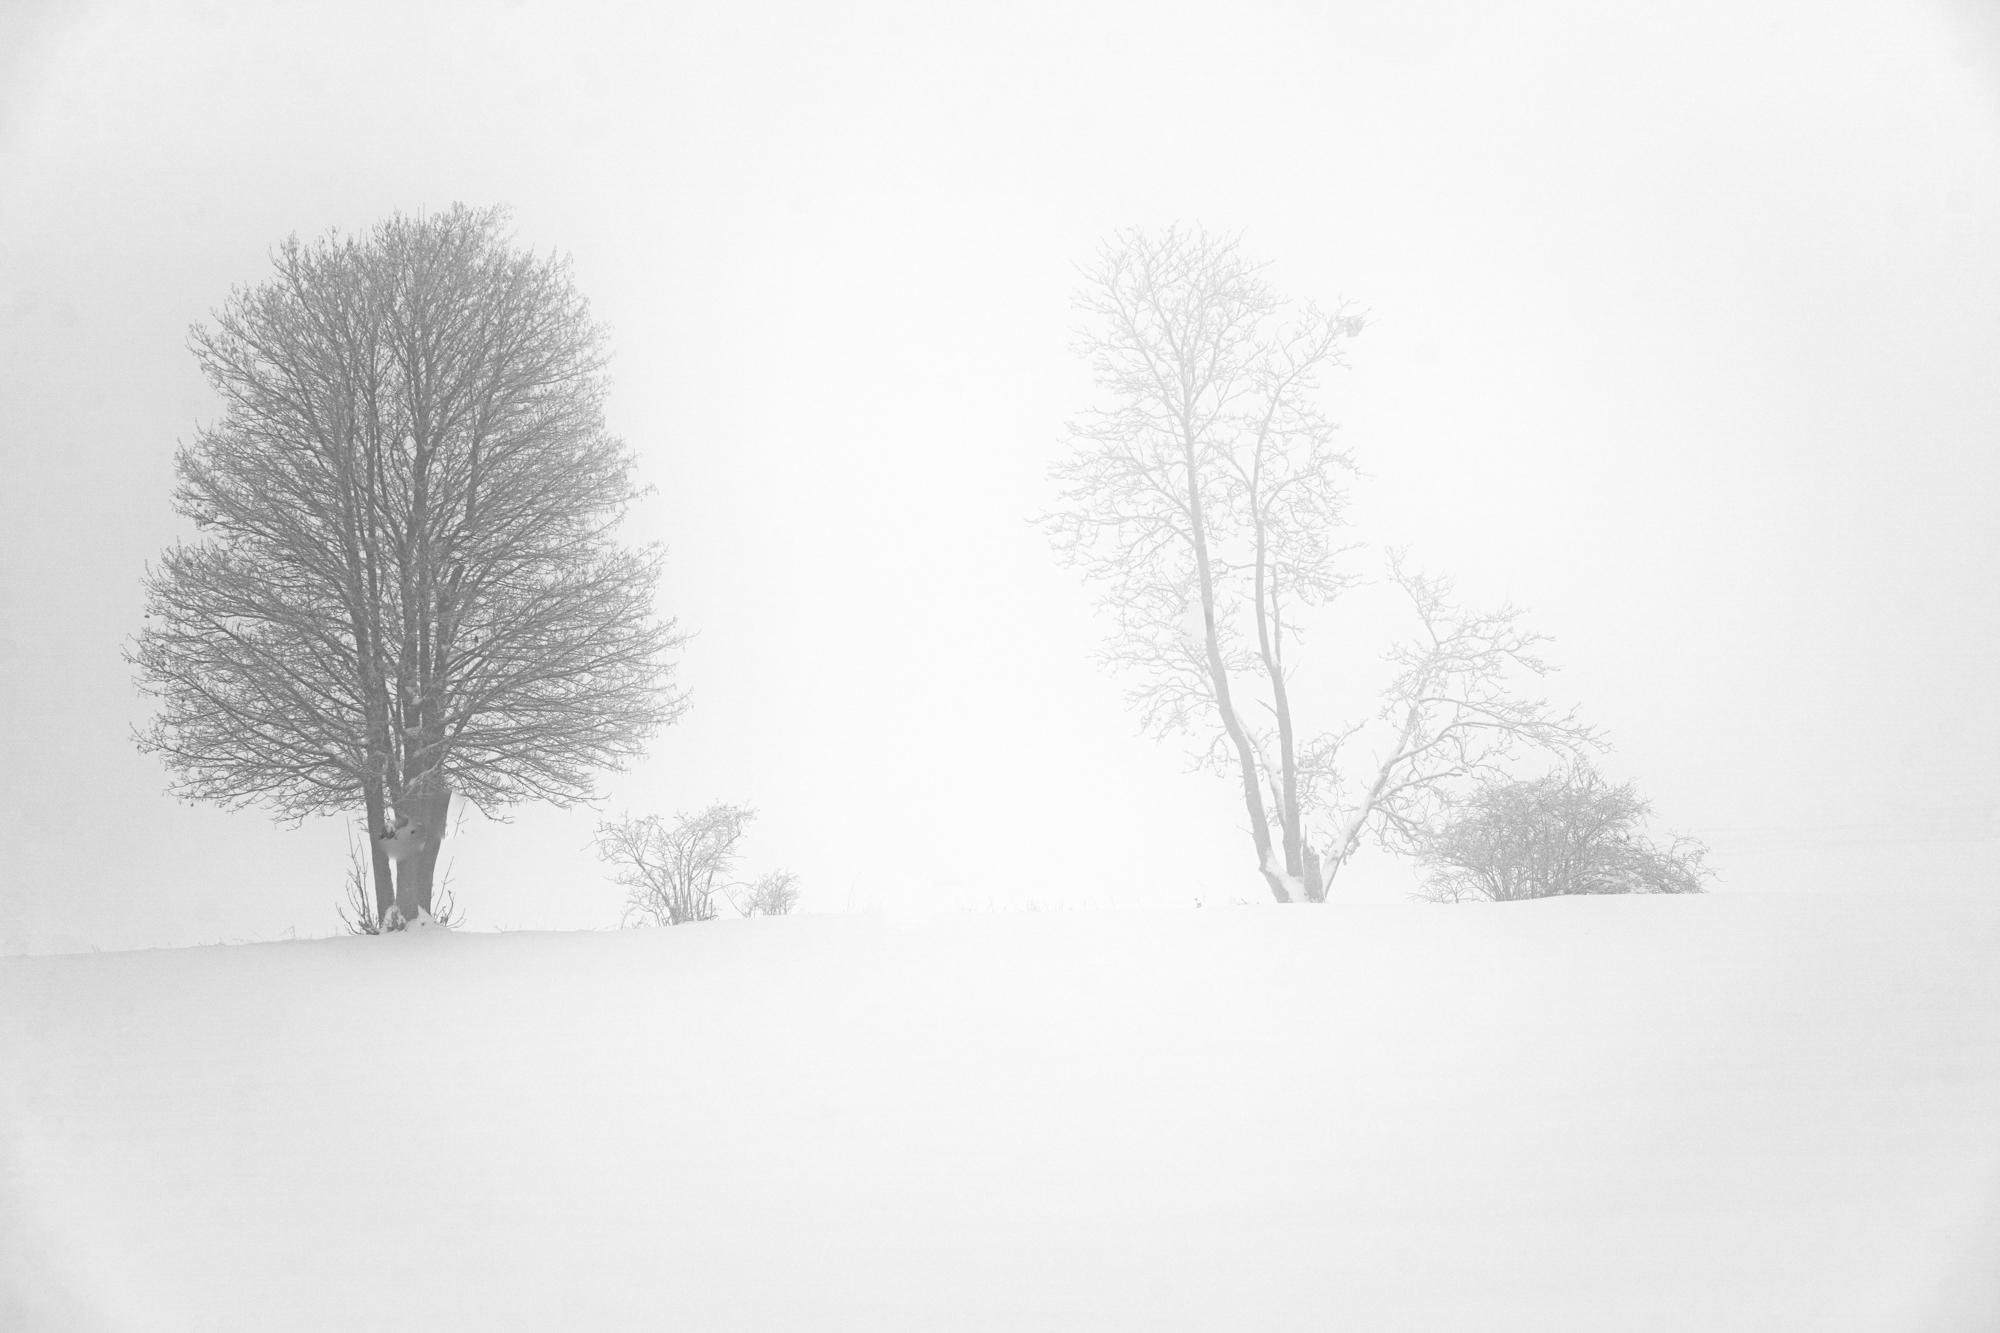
<box><xmin>2</xmin><ymin>0</ymin><xmax>1996</xmax><ymax>950</ymax></box>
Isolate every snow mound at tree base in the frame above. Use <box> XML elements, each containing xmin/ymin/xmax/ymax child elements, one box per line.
<box><xmin>3</xmin><ymin>893</ymin><xmax>1997</xmax><ymax>1332</ymax></box>
<box><xmin>382</xmin><ymin>905</ymin><xmax>448</xmax><ymax>932</ymax></box>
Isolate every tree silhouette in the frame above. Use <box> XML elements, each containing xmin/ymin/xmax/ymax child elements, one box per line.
<box><xmin>132</xmin><ymin>205</ymin><xmax>685</xmax><ymax>926</ymax></box>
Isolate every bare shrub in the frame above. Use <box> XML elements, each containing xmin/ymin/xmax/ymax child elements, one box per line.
<box><xmin>596</xmin><ymin>803</ymin><xmax>799</xmax><ymax>926</ymax></box>
<box><xmin>740</xmin><ymin>869</ymin><xmax>801</xmax><ymax>917</ymax></box>
<box><xmin>1416</xmin><ymin>764</ymin><xmax>1712</xmax><ymax>903</ymax></box>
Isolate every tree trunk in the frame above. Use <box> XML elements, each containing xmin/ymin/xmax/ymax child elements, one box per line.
<box><xmin>1302</xmin><ymin>844</ymin><xmax>1325</xmax><ymax>903</ymax></box>
<box><xmin>413</xmin><ymin>786</ymin><xmax>451</xmax><ymax>917</ymax></box>
<box><xmin>1245</xmin><ymin>505</ymin><xmax>1313</xmax><ymax>903</ymax></box>
<box><xmin>393</xmin><ymin>783</ymin><xmax>451</xmax><ymax>921</ymax></box>
<box><xmin>1181</xmin><ymin>442</ymin><xmax>1288</xmax><ymax>903</ymax></box>
<box><xmin>360</xmin><ymin>776</ymin><xmax>395</xmax><ymax>925</ymax></box>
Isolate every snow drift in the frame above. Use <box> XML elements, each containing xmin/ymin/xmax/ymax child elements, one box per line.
<box><xmin>3</xmin><ymin>894</ymin><xmax>1997</xmax><ymax>1331</ymax></box>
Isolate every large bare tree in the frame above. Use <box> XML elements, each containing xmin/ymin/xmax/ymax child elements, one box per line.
<box><xmin>131</xmin><ymin>205</ymin><xmax>685</xmax><ymax>926</ymax></box>
<box><xmin>1043</xmin><ymin>227</ymin><xmax>1594</xmax><ymax>902</ymax></box>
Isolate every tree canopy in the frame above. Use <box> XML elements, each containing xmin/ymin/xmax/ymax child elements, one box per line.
<box><xmin>131</xmin><ymin>204</ymin><xmax>685</xmax><ymax>925</ymax></box>
<box><xmin>1043</xmin><ymin>227</ymin><xmax>1595</xmax><ymax>902</ymax></box>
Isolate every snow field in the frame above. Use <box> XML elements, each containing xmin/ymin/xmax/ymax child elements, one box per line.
<box><xmin>3</xmin><ymin>893</ymin><xmax>1998</xmax><ymax>1331</ymax></box>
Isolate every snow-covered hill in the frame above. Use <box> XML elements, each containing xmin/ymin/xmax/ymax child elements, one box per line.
<box><xmin>4</xmin><ymin>894</ymin><xmax>1997</xmax><ymax>1331</ymax></box>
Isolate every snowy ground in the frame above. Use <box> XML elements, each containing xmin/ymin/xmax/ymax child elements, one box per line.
<box><xmin>3</xmin><ymin>894</ymin><xmax>1997</xmax><ymax>1332</ymax></box>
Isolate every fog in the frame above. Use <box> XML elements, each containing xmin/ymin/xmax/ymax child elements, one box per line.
<box><xmin>2</xmin><ymin>0</ymin><xmax>1995</xmax><ymax>949</ymax></box>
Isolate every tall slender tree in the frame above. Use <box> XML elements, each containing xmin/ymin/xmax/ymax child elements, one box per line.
<box><xmin>131</xmin><ymin>205</ymin><xmax>685</xmax><ymax>926</ymax></box>
<box><xmin>1043</xmin><ymin>227</ymin><xmax>1594</xmax><ymax>901</ymax></box>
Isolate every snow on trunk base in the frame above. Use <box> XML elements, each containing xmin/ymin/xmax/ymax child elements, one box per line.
<box><xmin>2</xmin><ymin>893</ymin><xmax>1997</xmax><ymax>1332</ymax></box>
<box><xmin>380</xmin><ymin>905</ymin><xmax>447</xmax><ymax>932</ymax></box>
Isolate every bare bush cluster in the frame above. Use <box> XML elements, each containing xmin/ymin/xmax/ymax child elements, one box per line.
<box><xmin>595</xmin><ymin>803</ymin><xmax>800</xmax><ymax>926</ymax></box>
<box><xmin>739</xmin><ymin>869</ymin><xmax>802</xmax><ymax>918</ymax></box>
<box><xmin>1416</xmin><ymin>764</ymin><xmax>1712</xmax><ymax>903</ymax></box>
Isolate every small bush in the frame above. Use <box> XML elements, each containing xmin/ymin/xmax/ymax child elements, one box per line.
<box><xmin>741</xmin><ymin>869</ymin><xmax>801</xmax><ymax>917</ymax></box>
<box><xmin>1416</xmin><ymin>764</ymin><xmax>1712</xmax><ymax>903</ymax></box>
<box><xmin>597</xmin><ymin>803</ymin><xmax>801</xmax><ymax>925</ymax></box>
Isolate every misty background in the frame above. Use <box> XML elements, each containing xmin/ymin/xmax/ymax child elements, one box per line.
<box><xmin>2</xmin><ymin>0</ymin><xmax>1996</xmax><ymax>951</ymax></box>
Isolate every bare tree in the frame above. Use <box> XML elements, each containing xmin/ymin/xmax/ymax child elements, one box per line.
<box><xmin>597</xmin><ymin>803</ymin><xmax>799</xmax><ymax>926</ymax></box>
<box><xmin>1043</xmin><ymin>227</ymin><xmax>1595</xmax><ymax>901</ymax></box>
<box><xmin>1309</xmin><ymin>553</ymin><xmax>1602</xmax><ymax>887</ymax></box>
<box><xmin>1415</xmin><ymin>763</ymin><xmax>1712</xmax><ymax>902</ymax></box>
<box><xmin>131</xmin><ymin>205</ymin><xmax>685</xmax><ymax>928</ymax></box>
